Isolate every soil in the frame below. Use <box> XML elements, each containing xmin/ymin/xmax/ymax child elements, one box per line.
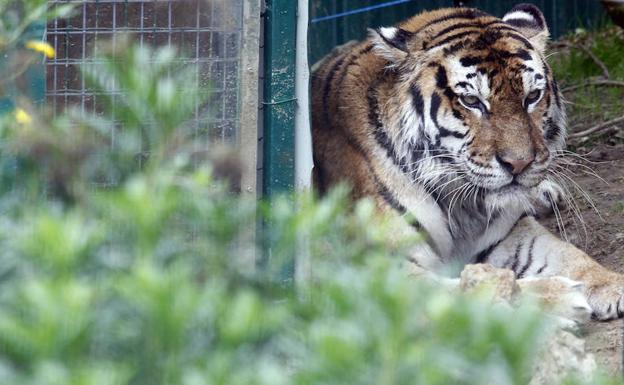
<box><xmin>539</xmin><ymin>143</ymin><xmax>624</xmax><ymax>377</ymax></box>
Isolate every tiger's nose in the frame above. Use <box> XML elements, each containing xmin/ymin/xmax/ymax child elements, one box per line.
<box><xmin>496</xmin><ymin>153</ymin><xmax>534</xmax><ymax>175</ymax></box>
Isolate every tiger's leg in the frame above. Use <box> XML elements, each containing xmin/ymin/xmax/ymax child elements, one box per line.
<box><xmin>406</xmin><ymin>251</ymin><xmax>591</xmax><ymax>325</ymax></box>
<box><xmin>483</xmin><ymin>216</ymin><xmax>624</xmax><ymax>321</ymax></box>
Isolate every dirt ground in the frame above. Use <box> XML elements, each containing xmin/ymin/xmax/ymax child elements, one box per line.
<box><xmin>539</xmin><ymin>143</ymin><xmax>624</xmax><ymax>377</ymax></box>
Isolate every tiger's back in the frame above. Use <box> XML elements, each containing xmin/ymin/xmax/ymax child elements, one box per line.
<box><xmin>311</xmin><ymin>39</ymin><xmax>382</xmax><ymax>200</ymax></box>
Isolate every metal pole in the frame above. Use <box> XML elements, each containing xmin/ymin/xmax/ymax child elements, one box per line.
<box><xmin>262</xmin><ymin>0</ymin><xmax>297</xmax><ymax>198</ymax></box>
<box><xmin>241</xmin><ymin>0</ymin><xmax>262</xmax><ymax>198</ymax></box>
<box><xmin>295</xmin><ymin>0</ymin><xmax>313</xmax><ymax>192</ymax></box>
<box><xmin>295</xmin><ymin>0</ymin><xmax>312</xmax><ymax>286</ymax></box>
<box><xmin>262</xmin><ymin>0</ymin><xmax>298</xmax><ymax>282</ymax></box>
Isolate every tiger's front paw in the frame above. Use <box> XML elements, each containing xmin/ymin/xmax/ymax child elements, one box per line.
<box><xmin>518</xmin><ymin>276</ymin><xmax>591</xmax><ymax>325</ymax></box>
<box><xmin>586</xmin><ymin>275</ymin><xmax>624</xmax><ymax>321</ymax></box>
<box><xmin>533</xmin><ymin>179</ymin><xmax>566</xmax><ymax>218</ymax></box>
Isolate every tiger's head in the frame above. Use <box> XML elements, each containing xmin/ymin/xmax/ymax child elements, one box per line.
<box><xmin>370</xmin><ymin>4</ymin><xmax>565</xmax><ymax>212</ymax></box>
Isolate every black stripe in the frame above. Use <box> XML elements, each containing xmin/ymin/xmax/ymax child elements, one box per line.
<box><xmin>377</xmin><ymin>181</ymin><xmax>406</xmax><ymax>215</ymax></box>
<box><xmin>551</xmin><ymin>79</ymin><xmax>562</xmax><ymax>109</ymax></box>
<box><xmin>544</xmin><ymin>93</ymin><xmax>551</xmax><ymax>111</ymax></box>
<box><xmin>500</xmin><ymin>32</ymin><xmax>534</xmax><ymax>50</ymax></box>
<box><xmin>368</xmin><ymin>81</ymin><xmax>411</xmax><ymax>173</ymax></box>
<box><xmin>509</xmin><ymin>243</ymin><xmax>522</xmax><ymax>273</ymax></box>
<box><xmin>430</xmin><ymin>93</ymin><xmax>442</xmax><ymax>128</ymax></box>
<box><xmin>319</xmin><ymin>80</ymin><xmax>426</xmax><ymax>235</ymax></box>
<box><xmin>439</xmin><ymin>126</ymin><xmax>467</xmax><ymax>139</ymax></box>
<box><xmin>487</xmin><ymin>24</ymin><xmax>528</xmax><ymax>33</ymax></box>
<box><xmin>334</xmin><ymin>45</ymin><xmax>374</xmax><ymax>90</ymax></box>
<box><xmin>429</xmin><ymin>92</ymin><xmax>466</xmax><ymax>140</ymax></box>
<box><xmin>509</xmin><ymin>4</ymin><xmax>545</xmax><ymax>29</ymax></box>
<box><xmin>322</xmin><ymin>55</ymin><xmax>347</xmax><ymax>126</ymax></box>
<box><xmin>377</xmin><ymin>28</ymin><xmax>412</xmax><ymax>52</ymax></box>
<box><xmin>323</xmin><ymin>45</ymin><xmax>374</xmax><ymax>129</ymax></box>
<box><xmin>442</xmin><ymin>29</ymin><xmax>531</xmax><ymax>55</ymax></box>
<box><xmin>536</xmin><ymin>263</ymin><xmax>547</xmax><ymax>274</ymax></box>
<box><xmin>435</xmin><ymin>66</ymin><xmax>448</xmax><ymax>88</ymax></box>
<box><xmin>412</xmin><ymin>9</ymin><xmax>489</xmax><ymax>36</ymax></box>
<box><xmin>515</xmin><ymin>49</ymin><xmax>532</xmax><ymax>61</ymax></box>
<box><xmin>336</xmin><ymin>127</ymin><xmax>423</xmax><ymax>236</ymax></box>
<box><xmin>444</xmin><ymin>41</ymin><xmax>468</xmax><ymax>55</ymax></box>
<box><xmin>460</xmin><ymin>56</ymin><xmax>486</xmax><ymax>67</ymax></box>
<box><xmin>542</xmin><ymin>59</ymin><xmax>551</xmax><ymax>75</ymax></box>
<box><xmin>515</xmin><ymin>213</ymin><xmax>529</xmax><ymax>226</ymax></box>
<box><xmin>504</xmin><ymin>18</ymin><xmax>540</xmax><ymax>30</ymax></box>
<box><xmin>312</xmin><ymin>155</ymin><xmax>327</xmax><ymax>195</ymax></box>
<box><xmin>407</xmin><ymin>84</ymin><xmax>430</xmax><ymax>173</ymax></box>
<box><xmin>475</xmin><ymin>240</ymin><xmax>501</xmax><ymax>263</ymax></box>
<box><xmin>544</xmin><ymin>118</ymin><xmax>562</xmax><ymax>141</ymax></box>
<box><xmin>426</xmin><ymin>30</ymin><xmax>481</xmax><ymax>51</ymax></box>
<box><xmin>430</xmin><ymin>20</ymin><xmax>505</xmax><ymax>41</ymax></box>
<box><xmin>411</xmin><ymin>84</ymin><xmax>425</xmax><ymax>117</ymax></box>
<box><xmin>376</xmin><ymin>179</ymin><xmax>422</xmax><ymax>231</ymax></box>
<box><xmin>517</xmin><ymin>237</ymin><xmax>536</xmax><ymax>278</ymax></box>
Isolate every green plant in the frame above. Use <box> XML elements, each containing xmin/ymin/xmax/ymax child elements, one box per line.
<box><xmin>549</xmin><ymin>27</ymin><xmax>624</xmax><ymax>133</ymax></box>
<box><xmin>0</xmin><ymin>0</ymin><xmax>74</xmax><ymax>105</ymax></box>
<box><xmin>0</xmin><ymin>6</ymin><xmax>619</xmax><ymax>385</ymax></box>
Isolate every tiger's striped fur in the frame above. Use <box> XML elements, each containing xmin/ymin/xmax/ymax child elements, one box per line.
<box><xmin>311</xmin><ymin>4</ymin><xmax>623</xmax><ymax>321</ymax></box>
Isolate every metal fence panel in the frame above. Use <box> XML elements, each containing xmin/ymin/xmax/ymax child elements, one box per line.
<box><xmin>309</xmin><ymin>0</ymin><xmax>609</xmax><ymax>64</ymax></box>
<box><xmin>46</xmin><ymin>0</ymin><xmax>244</xmax><ymax>144</ymax></box>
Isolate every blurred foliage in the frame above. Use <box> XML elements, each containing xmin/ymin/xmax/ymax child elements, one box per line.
<box><xmin>0</xmin><ymin>0</ymin><xmax>74</xmax><ymax>102</ymax></box>
<box><xmin>0</xmin><ymin>3</ymin><xmax>619</xmax><ymax>385</ymax></box>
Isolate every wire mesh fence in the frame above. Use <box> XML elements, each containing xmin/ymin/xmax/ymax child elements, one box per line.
<box><xmin>45</xmin><ymin>0</ymin><xmax>244</xmax><ymax>144</ymax></box>
<box><xmin>309</xmin><ymin>0</ymin><xmax>610</xmax><ymax>64</ymax></box>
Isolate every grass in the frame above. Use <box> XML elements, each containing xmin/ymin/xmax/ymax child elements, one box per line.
<box><xmin>549</xmin><ymin>26</ymin><xmax>624</xmax><ymax>139</ymax></box>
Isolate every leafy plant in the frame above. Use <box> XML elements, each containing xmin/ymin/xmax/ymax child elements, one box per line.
<box><xmin>0</xmin><ymin>5</ymin><xmax>619</xmax><ymax>385</ymax></box>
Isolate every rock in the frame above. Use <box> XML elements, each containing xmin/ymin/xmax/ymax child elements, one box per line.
<box><xmin>409</xmin><ymin>263</ymin><xmax>601</xmax><ymax>382</ymax></box>
<box><xmin>530</xmin><ymin>330</ymin><xmax>597</xmax><ymax>385</ymax></box>
<box><xmin>457</xmin><ymin>264</ymin><xmax>598</xmax><ymax>383</ymax></box>
<box><xmin>459</xmin><ymin>264</ymin><xmax>520</xmax><ymax>304</ymax></box>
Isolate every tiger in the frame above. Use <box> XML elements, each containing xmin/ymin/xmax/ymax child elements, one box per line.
<box><xmin>311</xmin><ymin>3</ymin><xmax>623</xmax><ymax>321</ymax></box>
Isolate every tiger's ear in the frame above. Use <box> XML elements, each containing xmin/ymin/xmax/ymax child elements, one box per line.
<box><xmin>368</xmin><ymin>27</ymin><xmax>413</xmax><ymax>63</ymax></box>
<box><xmin>502</xmin><ymin>4</ymin><xmax>550</xmax><ymax>53</ymax></box>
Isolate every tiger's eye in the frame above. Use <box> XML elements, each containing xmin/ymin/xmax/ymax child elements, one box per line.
<box><xmin>460</xmin><ymin>95</ymin><xmax>481</xmax><ymax>108</ymax></box>
<box><xmin>525</xmin><ymin>90</ymin><xmax>542</xmax><ymax>105</ymax></box>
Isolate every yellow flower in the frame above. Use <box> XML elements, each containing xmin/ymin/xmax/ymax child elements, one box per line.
<box><xmin>25</xmin><ymin>40</ymin><xmax>55</xmax><ymax>59</ymax></box>
<box><xmin>15</xmin><ymin>108</ymin><xmax>32</xmax><ymax>125</ymax></box>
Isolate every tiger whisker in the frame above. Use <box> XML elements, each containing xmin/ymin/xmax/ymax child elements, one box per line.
<box><xmin>550</xmin><ymin>168</ymin><xmax>604</xmax><ymax>221</ymax></box>
<box><xmin>546</xmin><ymin>173</ymin><xmax>589</xmax><ymax>248</ymax></box>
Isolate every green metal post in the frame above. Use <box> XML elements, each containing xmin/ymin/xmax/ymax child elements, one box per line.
<box><xmin>262</xmin><ymin>0</ymin><xmax>298</xmax><ymax>282</ymax></box>
<box><xmin>263</xmin><ymin>0</ymin><xmax>297</xmax><ymax>198</ymax></box>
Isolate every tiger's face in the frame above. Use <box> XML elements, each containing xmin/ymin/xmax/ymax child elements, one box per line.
<box><xmin>371</xmin><ymin>5</ymin><xmax>565</xmax><ymax>205</ymax></box>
